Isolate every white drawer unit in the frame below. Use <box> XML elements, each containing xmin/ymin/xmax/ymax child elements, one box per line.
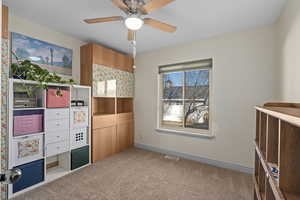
<box><xmin>70</xmin><ymin>127</ymin><xmax>88</xmax><ymax>150</ymax></box>
<box><xmin>45</xmin><ymin>118</ymin><xmax>69</xmax><ymax>132</ymax></box>
<box><xmin>70</xmin><ymin>107</ymin><xmax>89</xmax><ymax>129</ymax></box>
<box><xmin>46</xmin><ymin>130</ymin><xmax>69</xmax><ymax>145</ymax></box>
<box><xmin>46</xmin><ymin>140</ymin><xmax>69</xmax><ymax>157</ymax></box>
<box><xmin>12</xmin><ymin>134</ymin><xmax>44</xmax><ymax>166</ymax></box>
<box><xmin>45</xmin><ymin>108</ymin><xmax>69</xmax><ymax>120</ymax></box>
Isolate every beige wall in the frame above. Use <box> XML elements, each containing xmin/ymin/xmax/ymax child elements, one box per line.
<box><xmin>8</xmin><ymin>14</ymin><xmax>86</xmax><ymax>83</ymax></box>
<box><xmin>135</xmin><ymin>26</ymin><xmax>279</xmax><ymax>168</ymax></box>
<box><xmin>277</xmin><ymin>0</ymin><xmax>300</xmax><ymax>101</ymax></box>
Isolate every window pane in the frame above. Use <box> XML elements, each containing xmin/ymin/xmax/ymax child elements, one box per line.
<box><xmin>184</xmin><ymin>69</ymin><xmax>209</xmax><ymax>100</ymax></box>
<box><xmin>162</xmin><ymin>100</ymin><xmax>183</xmax><ymax>127</ymax></box>
<box><xmin>163</xmin><ymin>72</ymin><xmax>183</xmax><ymax>99</ymax></box>
<box><xmin>184</xmin><ymin>101</ymin><xmax>209</xmax><ymax>130</ymax></box>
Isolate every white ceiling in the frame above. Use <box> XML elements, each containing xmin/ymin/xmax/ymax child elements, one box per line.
<box><xmin>4</xmin><ymin>0</ymin><xmax>286</xmax><ymax>54</ymax></box>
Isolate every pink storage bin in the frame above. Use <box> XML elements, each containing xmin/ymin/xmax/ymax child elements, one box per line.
<box><xmin>14</xmin><ymin>114</ymin><xmax>43</xmax><ymax>136</ymax></box>
<box><xmin>47</xmin><ymin>89</ymin><xmax>70</xmax><ymax>108</ymax></box>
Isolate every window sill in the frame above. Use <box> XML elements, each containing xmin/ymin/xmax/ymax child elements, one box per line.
<box><xmin>155</xmin><ymin>128</ymin><xmax>215</xmax><ymax>139</ymax></box>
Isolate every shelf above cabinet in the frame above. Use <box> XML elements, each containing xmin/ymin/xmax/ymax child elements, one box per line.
<box><xmin>256</xmin><ymin>103</ymin><xmax>300</xmax><ymax>127</ymax></box>
<box><xmin>255</xmin><ymin>102</ymin><xmax>300</xmax><ymax>200</ymax></box>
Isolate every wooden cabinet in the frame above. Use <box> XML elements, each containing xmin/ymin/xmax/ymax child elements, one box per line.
<box><xmin>81</xmin><ymin>43</ymin><xmax>134</xmax><ymax>163</ymax></box>
<box><xmin>81</xmin><ymin>43</ymin><xmax>133</xmax><ymax>74</ymax></box>
<box><xmin>2</xmin><ymin>5</ymin><xmax>8</xmax><ymax>39</ymax></box>
<box><xmin>92</xmin><ymin>44</ymin><xmax>114</xmax><ymax>67</ymax></box>
<box><xmin>117</xmin><ymin>120</ymin><xmax>133</xmax><ymax>152</ymax></box>
<box><xmin>116</xmin><ymin>113</ymin><xmax>134</xmax><ymax>152</ymax></box>
<box><xmin>113</xmin><ymin>52</ymin><xmax>133</xmax><ymax>73</ymax></box>
<box><xmin>92</xmin><ymin>126</ymin><xmax>117</xmax><ymax>162</ymax></box>
<box><xmin>92</xmin><ymin>113</ymin><xmax>133</xmax><ymax>162</ymax></box>
<box><xmin>93</xmin><ymin>114</ymin><xmax>116</xmax><ymax>130</ymax></box>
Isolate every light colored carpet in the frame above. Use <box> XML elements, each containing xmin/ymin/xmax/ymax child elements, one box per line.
<box><xmin>13</xmin><ymin>148</ymin><xmax>253</xmax><ymax>200</ymax></box>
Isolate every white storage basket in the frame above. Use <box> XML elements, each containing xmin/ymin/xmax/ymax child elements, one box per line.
<box><xmin>70</xmin><ymin>107</ymin><xmax>89</xmax><ymax>129</ymax></box>
<box><xmin>70</xmin><ymin>127</ymin><xmax>88</xmax><ymax>150</ymax></box>
<box><xmin>12</xmin><ymin>134</ymin><xmax>44</xmax><ymax>166</ymax></box>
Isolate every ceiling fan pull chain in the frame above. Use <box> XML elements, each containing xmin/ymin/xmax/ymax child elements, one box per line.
<box><xmin>131</xmin><ymin>39</ymin><xmax>137</xmax><ymax>69</ymax></box>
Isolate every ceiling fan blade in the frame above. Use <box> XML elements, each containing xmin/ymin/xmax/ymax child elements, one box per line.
<box><xmin>144</xmin><ymin>18</ymin><xmax>177</xmax><ymax>33</ymax></box>
<box><xmin>111</xmin><ymin>0</ymin><xmax>129</xmax><ymax>13</ymax></box>
<box><xmin>128</xmin><ymin>30</ymin><xmax>136</xmax><ymax>41</ymax></box>
<box><xmin>141</xmin><ymin>0</ymin><xmax>175</xmax><ymax>14</ymax></box>
<box><xmin>84</xmin><ymin>16</ymin><xmax>123</xmax><ymax>24</ymax></box>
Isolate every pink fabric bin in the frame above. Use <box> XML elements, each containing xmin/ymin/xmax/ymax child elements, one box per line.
<box><xmin>13</xmin><ymin>114</ymin><xmax>43</xmax><ymax>136</ymax></box>
<box><xmin>46</xmin><ymin>89</ymin><xmax>70</xmax><ymax>108</ymax></box>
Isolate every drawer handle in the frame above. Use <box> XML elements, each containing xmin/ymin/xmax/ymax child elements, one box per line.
<box><xmin>56</xmin><ymin>123</ymin><xmax>60</xmax><ymax>126</ymax></box>
<box><xmin>56</xmin><ymin>146</ymin><xmax>60</xmax><ymax>149</ymax></box>
<box><xmin>56</xmin><ymin>136</ymin><xmax>60</xmax><ymax>138</ymax></box>
<box><xmin>56</xmin><ymin>113</ymin><xmax>60</xmax><ymax>116</ymax></box>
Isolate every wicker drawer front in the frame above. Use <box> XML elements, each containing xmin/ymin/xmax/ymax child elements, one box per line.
<box><xmin>46</xmin><ymin>108</ymin><xmax>69</xmax><ymax>120</ymax></box>
<box><xmin>93</xmin><ymin>114</ymin><xmax>116</xmax><ymax>129</ymax></box>
<box><xmin>46</xmin><ymin>140</ymin><xmax>69</xmax><ymax>157</ymax></box>
<box><xmin>45</xmin><ymin>118</ymin><xmax>69</xmax><ymax>132</ymax></box>
<box><xmin>46</xmin><ymin>130</ymin><xmax>69</xmax><ymax>144</ymax></box>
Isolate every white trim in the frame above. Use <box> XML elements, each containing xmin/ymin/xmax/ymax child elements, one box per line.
<box><xmin>157</xmin><ymin>64</ymin><xmax>213</xmax><ymax>136</ymax></box>
<box><xmin>135</xmin><ymin>143</ymin><xmax>253</xmax><ymax>174</ymax></box>
<box><xmin>156</xmin><ymin>128</ymin><xmax>214</xmax><ymax>139</ymax></box>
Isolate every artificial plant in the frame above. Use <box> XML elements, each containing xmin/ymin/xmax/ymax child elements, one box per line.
<box><xmin>11</xmin><ymin>51</ymin><xmax>74</xmax><ymax>96</ymax></box>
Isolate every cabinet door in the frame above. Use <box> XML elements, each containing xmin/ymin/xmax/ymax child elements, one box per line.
<box><xmin>117</xmin><ymin>121</ymin><xmax>133</xmax><ymax>152</ymax></box>
<box><xmin>124</xmin><ymin>56</ymin><xmax>134</xmax><ymax>73</ymax></box>
<box><xmin>92</xmin><ymin>44</ymin><xmax>114</xmax><ymax>67</ymax></box>
<box><xmin>92</xmin><ymin>126</ymin><xmax>116</xmax><ymax>162</ymax></box>
<box><xmin>114</xmin><ymin>52</ymin><xmax>133</xmax><ymax>73</ymax></box>
<box><xmin>114</xmin><ymin>52</ymin><xmax>126</xmax><ymax>71</ymax></box>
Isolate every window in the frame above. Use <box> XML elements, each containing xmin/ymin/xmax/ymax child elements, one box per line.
<box><xmin>158</xmin><ymin>59</ymin><xmax>212</xmax><ymax>135</ymax></box>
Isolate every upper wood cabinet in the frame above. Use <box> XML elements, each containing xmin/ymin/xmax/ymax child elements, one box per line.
<box><xmin>81</xmin><ymin>43</ymin><xmax>133</xmax><ymax>80</ymax></box>
<box><xmin>2</xmin><ymin>5</ymin><xmax>9</xmax><ymax>39</ymax></box>
<box><xmin>81</xmin><ymin>43</ymin><xmax>134</xmax><ymax>98</ymax></box>
<box><xmin>92</xmin><ymin>44</ymin><xmax>114</xmax><ymax>67</ymax></box>
<box><xmin>114</xmin><ymin>51</ymin><xmax>134</xmax><ymax>73</ymax></box>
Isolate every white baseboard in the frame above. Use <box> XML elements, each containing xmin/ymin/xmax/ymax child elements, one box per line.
<box><xmin>134</xmin><ymin>143</ymin><xmax>253</xmax><ymax>174</ymax></box>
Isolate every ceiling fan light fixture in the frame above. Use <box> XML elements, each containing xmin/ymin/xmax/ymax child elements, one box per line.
<box><xmin>125</xmin><ymin>15</ymin><xmax>144</xmax><ymax>30</ymax></box>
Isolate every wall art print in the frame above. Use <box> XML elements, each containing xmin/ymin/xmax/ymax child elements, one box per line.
<box><xmin>11</xmin><ymin>32</ymin><xmax>73</xmax><ymax>76</ymax></box>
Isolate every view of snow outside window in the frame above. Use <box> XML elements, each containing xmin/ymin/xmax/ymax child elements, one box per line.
<box><xmin>162</xmin><ymin>69</ymin><xmax>209</xmax><ymax>130</ymax></box>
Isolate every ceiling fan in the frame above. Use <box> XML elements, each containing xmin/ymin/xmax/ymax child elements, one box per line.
<box><xmin>84</xmin><ymin>0</ymin><xmax>177</xmax><ymax>41</ymax></box>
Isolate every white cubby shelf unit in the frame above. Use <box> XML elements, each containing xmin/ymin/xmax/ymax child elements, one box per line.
<box><xmin>8</xmin><ymin>79</ymin><xmax>91</xmax><ymax>198</ymax></box>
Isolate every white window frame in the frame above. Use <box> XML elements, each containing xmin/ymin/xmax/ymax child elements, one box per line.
<box><xmin>156</xmin><ymin>59</ymin><xmax>213</xmax><ymax>138</ymax></box>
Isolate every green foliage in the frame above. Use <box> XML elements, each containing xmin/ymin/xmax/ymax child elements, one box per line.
<box><xmin>15</xmin><ymin>48</ymin><xmax>30</xmax><ymax>59</ymax></box>
<box><xmin>62</xmin><ymin>55</ymin><xmax>70</xmax><ymax>67</ymax></box>
<box><xmin>11</xmin><ymin>52</ymin><xmax>74</xmax><ymax>96</ymax></box>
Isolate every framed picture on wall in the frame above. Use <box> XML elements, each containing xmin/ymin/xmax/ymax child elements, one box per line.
<box><xmin>11</xmin><ymin>32</ymin><xmax>73</xmax><ymax>76</ymax></box>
